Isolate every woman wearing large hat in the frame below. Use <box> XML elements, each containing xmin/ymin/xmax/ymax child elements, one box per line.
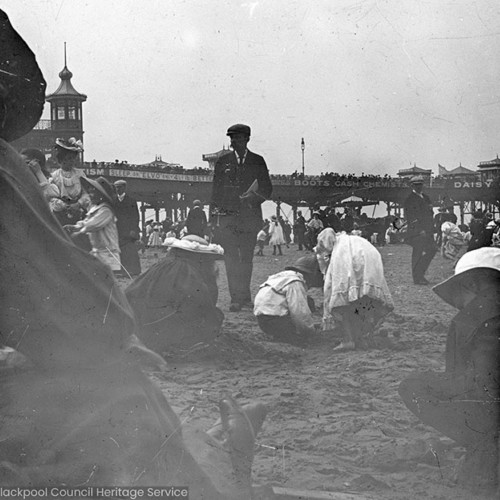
<box><xmin>125</xmin><ymin>234</ymin><xmax>225</xmax><ymax>353</ymax></box>
<box><xmin>64</xmin><ymin>176</ymin><xmax>121</xmax><ymax>271</ymax></box>
<box><xmin>48</xmin><ymin>137</ymin><xmax>87</xmax><ymax>223</ymax></box>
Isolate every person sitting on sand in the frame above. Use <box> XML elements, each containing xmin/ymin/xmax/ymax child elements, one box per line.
<box><xmin>440</xmin><ymin>220</ymin><xmax>467</xmax><ymax>262</ymax></box>
<box><xmin>398</xmin><ymin>247</ymin><xmax>500</xmax><ymax>494</ymax></box>
<box><xmin>253</xmin><ymin>254</ymin><xmax>323</xmax><ymax>345</ymax></box>
<box><xmin>125</xmin><ymin>234</ymin><xmax>225</xmax><ymax>354</ymax></box>
<box><xmin>315</xmin><ymin>228</ymin><xmax>394</xmax><ymax>351</ymax></box>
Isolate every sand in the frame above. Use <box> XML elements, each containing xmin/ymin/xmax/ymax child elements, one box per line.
<box><xmin>120</xmin><ymin>242</ymin><xmax>485</xmax><ymax>500</ymax></box>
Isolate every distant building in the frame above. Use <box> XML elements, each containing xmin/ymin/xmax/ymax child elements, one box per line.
<box><xmin>397</xmin><ymin>164</ymin><xmax>432</xmax><ymax>182</ymax></box>
<box><xmin>139</xmin><ymin>155</ymin><xmax>182</xmax><ymax>170</ymax></box>
<box><xmin>202</xmin><ymin>146</ymin><xmax>231</xmax><ymax>170</ymax></box>
<box><xmin>438</xmin><ymin>163</ymin><xmax>478</xmax><ymax>182</ymax></box>
<box><xmin>11</xmin><ymin>45</ymin><xmax>87</xmax><ymax>163</ymax></box>
<box><xmin>477</xmin><ymin>155</ymin><xmax>500</xmax><ymax>182</ymax></box>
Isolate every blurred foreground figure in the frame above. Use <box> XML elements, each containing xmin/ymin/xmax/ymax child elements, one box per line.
<box><xmin>315</xmin><ymin>228</ymin><xmax>394</xmax><ymax>351</ymax></box>
<box><xmin>126</xmin><ymin>235</ymin><xmax>224</xmax><ymax>354</ymax></box>
<box><xmin>399</xmin><ymin>248</ymin><xmax>500</xmax><ymax>494</ymax></box>
<box><xmin>0</xmin><ymin>11</ymin><xmax>267</xmax><ymax>498</ymax></box>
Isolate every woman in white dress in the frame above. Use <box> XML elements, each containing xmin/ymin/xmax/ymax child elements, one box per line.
<box><xmin>315</xmin><ymin>228</ymin><xmax>394</xmax><ymax>351</ymax></box>
<box><xmin>268</xmin><ymin>215</ymin><xmax>286</xmax><ymax>255</ymax></box>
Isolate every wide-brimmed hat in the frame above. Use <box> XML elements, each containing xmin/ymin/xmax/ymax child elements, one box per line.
<box><xmin>433</xmin><ymin>247</ymin><xmax>500</xmax><ymax>308</ymax></box>
<box><xmin>410</xmin><ymin>175</ymin><xmax>424</xmax><ymax>184</ymax></box>
<box><xmin>162</xmin><ymin>235</ymin><xmax>224</xmax><ymax>256</ymax></box>
<box><xmin>55</xmin><ymin>137</ymin><xmax>84</xmax><ymax>152</ymax></box>
<box><xmin>0</xmin><ymin>10</ymin><xmax>46</xmax><ymax>142</ymax></box>
<box><xmin>285</xmin><ymin>254</ymin><xmax>323</xmax><ymax>287</ymax></box>
<box><xmin>81</xmin><ymin>176</ymin><xmax>114</xmax><ymax>203</ymax></box>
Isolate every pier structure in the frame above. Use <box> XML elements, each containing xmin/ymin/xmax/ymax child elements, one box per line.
<box><xmin>82</xmin><ymin>161</ymin><xmax>499</xmax><ymax>229</ymax></box>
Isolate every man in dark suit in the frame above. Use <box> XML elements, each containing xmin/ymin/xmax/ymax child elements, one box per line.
<box><xmin>114</xmin><ymin>180</ymin><xmax>141</xmax><ymax>277</ymax></box>
<box><xmin>403</xmin><ymin>175</ymin><xmax>436</xmax><ymax>284</ymax></box>
<box><xmin>185</xmin><ymin>199</ymin><xmax>207</xmax><ymax>237</ymax></box>
<box><xmin>211</xmin><ymin>124</ymin><xmax>273</xmax><ymax>311</ymax></box>
<box><xmin>293</xmin><ymin>210</ymin><xmax>307</xmax><ymax>250</ymax></box>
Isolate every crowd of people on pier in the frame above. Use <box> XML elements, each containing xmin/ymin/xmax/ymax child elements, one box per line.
<box><xmin>84</xmin><ymin>159</ymin><xmax>213</xmax><ymax>176</ymax></box>
<box><xmin>1</xmin><ymin>9</ymin><xmax>499</xmax><ymax>498</ymax></box>
<box><xmin>81</xmin><ymin>157</ymin><xmax>489</xmax><ymax>191</ymax></box>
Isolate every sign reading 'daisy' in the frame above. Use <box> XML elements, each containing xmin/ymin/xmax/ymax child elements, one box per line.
<box><xmin>453</xmin><ymin>179</ymin><xmax>495</xmax><ymax>188</ymax></box>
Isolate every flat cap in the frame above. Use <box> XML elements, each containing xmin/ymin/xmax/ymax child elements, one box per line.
<box><xmin>410</xmin><ymin>175</ymin><xmax>424</xmax><ymax>184</ymax></box>
<box><xmin>113</xmin><ymin>179</ymin><xmax>127</xmax><ymax>186</ymax></box>
<box><xmin>227</xmin><ymin>123</ymin><xmax>251</xmax><ymax>137</ymax></box>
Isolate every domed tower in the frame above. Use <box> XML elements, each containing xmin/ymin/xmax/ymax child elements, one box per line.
<box><xmin>46</xmin><ymin>43</ymin><xmax>87</xmax><ymax>153</ymax></box>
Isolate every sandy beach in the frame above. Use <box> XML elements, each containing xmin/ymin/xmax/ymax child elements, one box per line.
<box><xmin>120</xmin><ymin>242</ymin><xmax>482</xmax><ymax>500</ymax></box>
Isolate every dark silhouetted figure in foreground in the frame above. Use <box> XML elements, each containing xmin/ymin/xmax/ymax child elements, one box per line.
<box><xmin>0</xmin><ymin>11</ymin><xmax>266</xmax><ymax>498</ymax></box>
<box><xmin>399</xmin><ymin>247</ymin><xmax>500</xmax><ymax>495</ymax></box>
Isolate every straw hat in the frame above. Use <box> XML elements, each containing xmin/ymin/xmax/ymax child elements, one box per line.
<box><xmin>55</xmin><ymin>137</ymin><xmax>84</xmax><ymax>153</ymax></box>
<box><xmin>433</xmin><ymin>247</ymin><xmax>500</xmax><ymax>308</ymax></box>
<box><xmin>80</xmin><ymin>176</ymin><xmax>114</xmax><ymax>204</ymax></box>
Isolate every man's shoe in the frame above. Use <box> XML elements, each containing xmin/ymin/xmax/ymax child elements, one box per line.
<box><xmin>229</xmin><ymin>302</ymin><xmax>242</xmax><ymax>312</ymax></box>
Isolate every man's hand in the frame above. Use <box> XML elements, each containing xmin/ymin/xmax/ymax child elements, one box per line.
<box><xmin>240</xmin><ymin>191</ymin><xmax>261</xmax><ymax>207</ymax></box>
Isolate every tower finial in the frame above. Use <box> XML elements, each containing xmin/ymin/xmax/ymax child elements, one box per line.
<box><xmin>64</xmin><ymin>42</ymin><xmax>67</xmax><ymax>67</ymax></box>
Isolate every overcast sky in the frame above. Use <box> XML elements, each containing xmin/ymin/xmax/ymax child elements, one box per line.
<box><xmin>4</xmin><ymin>0</ymin><xmax>500</xmax><ymax>176</ymax></box>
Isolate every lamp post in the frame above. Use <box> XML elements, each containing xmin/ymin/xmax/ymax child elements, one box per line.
<box><xmin>301</xmin><ymin>137</ymin><xmax>305</xmax><ymax>177</ymax></box>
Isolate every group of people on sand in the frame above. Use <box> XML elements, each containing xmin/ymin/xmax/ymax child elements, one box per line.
<box><xmin>1</xmin><ymin>9</ymin><xmax>498</xmax><ymax>498</ymax></box>
<box><xmin>22</xmin><ymin>137</ymin><xmax>143</xmax><ymax>278</ymax></box>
